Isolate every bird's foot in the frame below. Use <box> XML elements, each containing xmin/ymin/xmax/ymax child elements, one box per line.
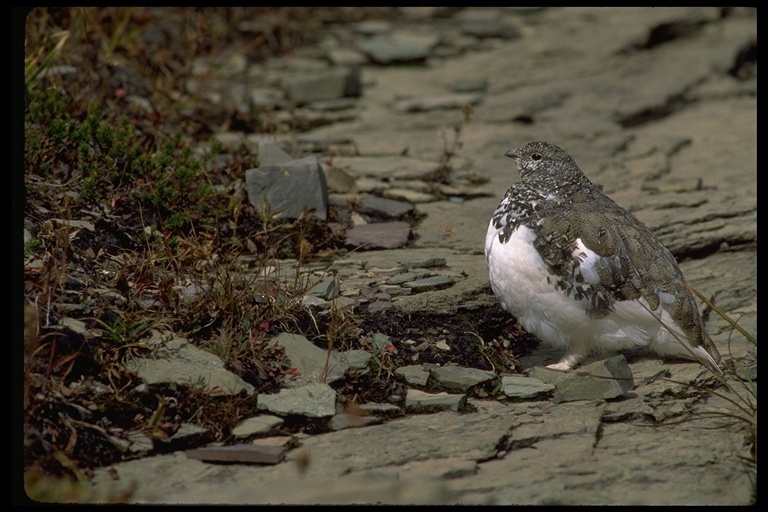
<box><xmin>546</xmin><ymin>353</ymin><xmax>585</xmax><ymax>371</ymax></box>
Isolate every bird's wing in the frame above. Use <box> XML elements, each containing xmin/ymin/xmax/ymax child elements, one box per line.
<box><xmin>531</xmin><ymin>198</ymin><xmax>713</xmax><ymax>353</ymax></box>
<box><xmin>534</xmin><ymin>202</ymin><xmax>685</xmax><ymax>309</ymax></box>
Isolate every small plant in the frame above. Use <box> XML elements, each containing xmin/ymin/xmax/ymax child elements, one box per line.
<box><xmin>683</xmin><ymin>284</ymin><xmax>757</xmax><ymax>464</ymax></box>
<box><xmin>91</xmin><ymin>312</ymin><xmax>157</xmax><ymax>359</ymax></box>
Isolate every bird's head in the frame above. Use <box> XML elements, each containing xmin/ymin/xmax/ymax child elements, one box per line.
<box><xmin>505</xmin><ymin>141</ymin><xmax>584</xmax><ymax>186</ymax></box>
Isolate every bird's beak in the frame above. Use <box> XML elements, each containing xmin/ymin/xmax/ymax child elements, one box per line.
<box><xmin>505</xmin><ymin>149</ymin><xmax>519</xmax><ymax>160</ymax></box>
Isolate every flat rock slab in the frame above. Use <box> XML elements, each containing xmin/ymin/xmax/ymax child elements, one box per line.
<box><xmin>185</xmin><ymin>445</ymin><xmax>287</xmax><ymax>465</ymax></box>
<box><xmin>405</xmin><ymin>389</ymin><xmax>467</xmax><ymax>411</ymax></box>
<box><xmin>501</xmin><ymin>375</ymin><xmax>556</xmax><ymax>399</ymax></box>
<box><xmin>269</xmin><ymin>333</ymin><xmax>349</xmax><ymax>387</ymax></box>
<box><xmin>344</xmin><ymin>221</ymin><xmax>411</xmax><ymax>249</ymax></box>
<box><xmin>553</xmin><ymin>355</ymin><xmax>635</xmax><ymax>403</ymax></box>
<box><xmin>430</xmin><ymin>365</ymin><xmax>496</xmax><ymax>391</ymax></box>
<box><xmin>257</xmin><ymin>383</ymin><xmax>337</xmax><ymax>418</ymax></box>
<box><xmin>124</xmin><ymin>331</ymin><xmax>254</xmax><ymax>396</ymax></box>
<box><xmin>245</xmin><ymin>157</ymin><xmax>328</xmax><ymax>220</ymax></box>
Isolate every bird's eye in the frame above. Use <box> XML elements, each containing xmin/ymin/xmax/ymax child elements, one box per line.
<box><xmin>531</xmin><ymin>152</ymin><xmax>542</xmax><ymax>161</ymax></box>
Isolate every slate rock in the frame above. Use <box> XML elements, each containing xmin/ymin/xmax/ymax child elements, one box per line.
<box><xmin>396</xmin><ymin>365</ymin><xmax>431</xmax><ymax>387</ymax></box>
<box><xmin>367</xmin><ymin>300</ymin><xmax>394</xmax><ymax>314</ymax></box>
<box><xmin>457</xmin><ymin>8</ymin><xmax>521</xmax><ymax>39</ymax></box>
<box><xmin>553</xmin><ymin>355</ymin><xmax>635</xmax><ymax>403</ymax></box>
<box><xmin>307</xmin><ymin>278</ymin><xmax>341</xmax><ymax>300</ymax></box>
<box><xmin>390</xmin><ymin>93</ymin><xmax>484</xmax><ymax>113</ymax></box>
<box><xmin>257</xmin><ymin>138</ymin><xmax>294</xmax><ymax>166</ymax></box>
<box><xmin>402</xmin><ymin>275</ymin><xmax>454</xmax><ymax>292</ymax></box>
<box><xmin>386</xmin><ymin>271</ymin><xmax>431</xmax><ymax>285</ymax></box>
<box><xmin>281</xmin><ymin>68</ymin><xmax>362</xmax><ymax>104</ymax></box>
<box><xmin>500</xmin><ymin>375</ymin><xmax>556</xmax><ymax>399</ymax></box>
<box><xmin>185</xmin><ymin>445</ymin><xmax>287</xmax><ymax>465</ymax></box>
<box><xmin>245</xmin><ymin>139</ymin><xmax>328</xmax><ymax>220</ymax></box>
<box><xmin>257</xmin><ymin>382</ymin><xmax>337</xmax><ymax>417</ymax></box>
<box><xmin>269</xmin><ymin>333</ymin><xmax>349</xmax><ymax>387</ymax></box>
<box><xmin>405</xmin><ymin>389</ymin><xmax>466</xmax><ymax>412</ymax></box>
<box><xmin>232</xmin><ymin>416</ymin><xmax>285</xmax><ymax>438</ymax></box>
<box><xmin>526</xmin><ymin>366</ymin><xmax>571</xmax><ymax>385</ymax></box>
<box><xmin>355</xmin><ymin>194</ymin><xmax>415</xmax><ymax>219</ymax></box>
<box><xmin>430</xmin><ymin>366</ymin><xmax>496</xmax><ymax>391</ymax></box>
<box><xmin>324</xmin><ymin>166</ymin><xmax>357</xmax><ymax>193</ymax></box>
<box><xmin>357</xmin><ymin>34</ymin><xmax>439</xmax><ymax>64</ymax></box>
<box><xmin>345</xmin><ymin>221</ymin><xmax>411</xmax><ymax>250</ymax></box>
<box><xmin>340</xmin><ymin>349</ymin><xmax>372</xmax><ymax>370</ymax></box>
<box><xmin>328</xmin><ymin>413</ymin><xmax>383</xmax><ymax>431</ymax></box>
<box><xmin>124</xmin><ymin>331</ymin><xmax>254</xmax><ymax>396</ymax></box>
<box><xmin>401</xmin><ymin>257</ymin><xmax>447</xmax><ymax>269</ymax></box>
<box><xmin>245</xmin><ymin>156</ymin><xmax>328</xmax><ymax>221</ymax></box>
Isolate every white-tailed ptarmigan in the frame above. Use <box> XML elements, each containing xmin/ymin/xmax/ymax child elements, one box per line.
<box><xmin>484</xmin><ymin>141</ymin><xmax>721</xmax><ymax>373</ymax></box>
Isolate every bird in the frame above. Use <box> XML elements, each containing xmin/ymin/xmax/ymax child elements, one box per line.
<box><xmin>484</xmin><ymin>141</ymin><xmax>722</xmax><ymax>373</ymax></box>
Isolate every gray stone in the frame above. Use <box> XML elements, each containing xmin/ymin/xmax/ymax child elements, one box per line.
<box><xmin>355</xmin><ymin>194</ymin><xmax>415</xmax><ymax>219</ymax></box>
<box><xmin>401</xmin><ymin>257</ymin><xmax>447</xmax><ymax>269</ymax></box>
<box><xmin>390</xmin><ymin>93</ymin><xmax>484</xmax><ymax>113</ymax></box>
<box><xmin>383</xmin><ymin>188</ymin><xmax>437</xmax><ymax>203</ymax></box>
<box><xmin>371</xmin><ymin>332</ymin><xmax>396</xmax><ymax>354</ymax></box>
<box><xmin>405</xmin><ymin>389</ymin><xmax>466</xmax><ymax>412</ymax></box>
<box><xmin>245</xmin><ymin>154</ymin><xmax>329</xmax><ymax>221</ymax></box>
<box><xmin>500</xmin><ymin>375</ymin><xmax>556</xmax><ymax>399</ymax></box>
<box><xmin>395</xmin><ymin>365</ymin><xmax>431</xmax><ymax>387</ymax></box>
<box><xmin>351</xmin><ymin>20</ymin><xmax>393</xmax><ymax>35</ymax></box>
<box><xmin>170</xmin><ymin>424</ymin><xmax>209</xmax><ymax>443</ymax></box>
<box><xmin>257</xmin><ymin>382</ymin><xmax>337</xmax><ymax>417</ymax></box>
<box><xmin>324</xmin><ymin>166</ymin><xmax>357</xmax><ymax>193</ymax></box>
<box><xmin>386</xmin><ymin>271</ymin><xmax>431</xmax><ymax>285</ymax></box>
<box><xmin>124</xmin><ymin>331</ymin><xmax>254</xmax><ymax>396</ymax></box>
<box><xmin>257</xmin><ymin>138</ymin><xmax>294</xmax><ymax>166</ymax></box>
<box><xmin>430</xmin><ymin>366</ymin><xmax>496</xmax><ymax>391</ymax></box>
<box><xmin>367</xmin><ymin>300</ymin><xmax>394</xmax><ymax>313</ymax></box>
<box><xmin>526</xmin><ymin>366</ymin><xmax>571</xmax><ymax>385</ymax></box>
<box><xmin>294</xmin><ymin>132</ymin><xmax>354</xmax><ymax>145</ymax></box>
<box><xmin>308</xmin><ymin>98</ymin><xmax>360</xmax><ymax>111</ymax></box>
<box><xmin>332</xmin><ymin>155</ymin><xmax>439</xmax><ymax>180</ymax></box>
<box><xmin>186</xmin><ymin>444</ymin><xmax>287</xmax><ymax>465</ymax></box>
<box><xmin>269</xmin><ymin>332</ymin><xmax>349</xmax><ymax>387</ymax></box>
<box><xmin>340</xmin><ymin>349</ymin><xmax>372</xmax><ymax>370</ymax></box>
<box><xmin>345</xmin><ymin>221</ymin><xmax>411</xmax><ymax>250</ymax></box>
<box><xmin>281</xmin><ymin>68</ymin><xmax>362</xmax><ymax>104</ymax></box>
<box><xmin>457</xmin><ymin>8</ymin><xmax>521</xmax><ymax>39</ymax></box>
<box><xmin>553</xmin><ymin>355</ymin><xmax>635</xmax><ymax>403</ymax></box>
<box><xmin>232</xmin><ymin>416</ymin><xmax>285</xmax><ymax>438</ymax></box>
<box><xmin>402</xmin><ymin>275</ymin><xmax>454</xmax><ymax>292</ymax></box>
<box><xmin>327</xmin><ymin>47</ymin><xmax>369</xmax><ymax>67</ymax></box>
<box><xmin>450</xmin><ymin>79</ymin><xmax>488</xmax><ymax>93</ymax></box>
<box><xmin>301</xmin><ymin>294</ymin><xmax>327</xmax><ymax>308</ymax></box>
<box><xmin>398</xmin><ymin>457</ymin><xmax>479</xmax><ymax>480</ymax></box>
<box><xmin>357</xmin><ymin>33</ymin><xmax>439</xmax><ymax>64</ymax></box>
<box><xmin>247</xmin><ymin>86</ymin><xmax>284</xmax><ymax>108</ymax></box>
<box><xmin>307</xmin><ymin>278</ymin><xmax>340</xmax><ymax>300</ymax></box>
<box><xmin>244</xmin><ymin>139</ymin><xmax>328</xmax><ymax>220</ymax></box>
<box><xmin>328</xmin><ymin>413</ymin><xmax>382</xmax><ymax>431</ymax></box>
<box><xmin>126</xmin><ymin>431</ymin><xmax>154</xmax><ymax>453</ymax></box>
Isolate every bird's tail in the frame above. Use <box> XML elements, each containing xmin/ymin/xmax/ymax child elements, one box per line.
<box><xmin>693</xmin><ymin>343</ymin><xmax>723</xmax><ymax>375</ymax></box>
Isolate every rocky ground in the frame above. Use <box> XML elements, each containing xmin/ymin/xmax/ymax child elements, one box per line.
<box><xmin>20</xmin><ymin>7</ymin><xmax>756</xmax><ymax>505</ymax></box>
